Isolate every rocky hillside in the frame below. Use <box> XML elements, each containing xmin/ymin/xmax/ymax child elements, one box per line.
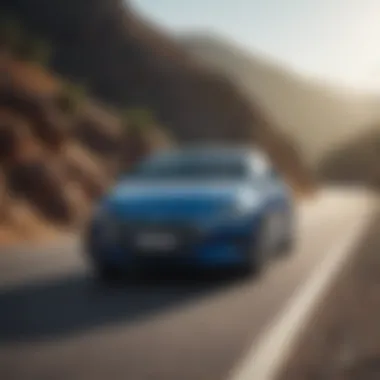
<box><xmin>179</xmin><ymin>33</ymin><xmax>377</xmax><ymax>169</ymax></box>
<box><xmin>1</xmin><ymin>0</ymin><xmax>315</xmax><ymax>194</ymax></box>
<box><xmin>0</xmin><ymin>55</ymin><xmax>171</xmax><ymax>242</ymax></box>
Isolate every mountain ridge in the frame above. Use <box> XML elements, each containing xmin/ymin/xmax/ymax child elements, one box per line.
<box><xmin>178</xmin><ymin>30</ymin><xmax>377</xmax><ymax>96</ymax></box>
<box><xmin>1</xmin><ymin>0</ymin><xmax>315</xmax><ymax>192</ymax></box>
<box><xmin>178</xmin><ymin>32</ymin><xmax>377</xmax><ymax>167</ymax></box>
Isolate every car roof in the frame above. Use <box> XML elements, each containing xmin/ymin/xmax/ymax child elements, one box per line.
<box><xmin>155</xmin><ymin>144</ymin><xmax>266</xmax><ymax>161</ymax></box>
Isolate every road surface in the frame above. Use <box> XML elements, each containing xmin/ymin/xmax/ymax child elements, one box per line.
<box><xmin>0</xmin><ymin>188</ymin><xmax>374</xmax><ymax>380</ymax></box>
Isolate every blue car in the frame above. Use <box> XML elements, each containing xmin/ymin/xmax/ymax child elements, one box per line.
<box><xmin>85</xmin><ymin>145</ymin><xmax>295</xmax><ymax>281</ymax></box>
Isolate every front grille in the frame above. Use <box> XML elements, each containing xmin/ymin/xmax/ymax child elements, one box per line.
<box><xmin>119</xmin><ymin>221</ymin><xmax>201</xmax><ymax>249</ymax></box>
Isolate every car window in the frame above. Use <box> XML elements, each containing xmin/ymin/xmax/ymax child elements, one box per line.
<box><xmin>129</xmin><ymin>154</ymin><xmax>248</xmax><ymax>181</ymax></box>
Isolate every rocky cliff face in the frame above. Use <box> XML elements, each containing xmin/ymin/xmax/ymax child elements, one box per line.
<box><xmin>1</xmin><ymin>0</ymin><xmax>315</xmax><ymax>192</ymax></box>
<box><xmin>0</xmin><ymin>57</ymin><xmax>172</xmax><ymax>241</ymax></box>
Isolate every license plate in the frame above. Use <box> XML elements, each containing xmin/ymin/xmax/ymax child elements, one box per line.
<box><xmin>134</xmin><ymin>231</ymin><xmax>179</xmax><ymax>252</ymax></box>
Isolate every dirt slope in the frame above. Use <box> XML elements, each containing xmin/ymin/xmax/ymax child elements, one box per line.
<box><xmin>0</xmin><ymin>57</ymin><xmax>171</xmax><ymax>243</ymax></box>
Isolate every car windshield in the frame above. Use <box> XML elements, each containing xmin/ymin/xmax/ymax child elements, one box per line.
<box><xmin>129</xmin><ymin>154</ymin><xmax>248</xmax><ymax>181</ymax></box>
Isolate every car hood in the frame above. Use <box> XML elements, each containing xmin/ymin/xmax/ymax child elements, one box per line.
<box><xmin>104</xmin><ymin>180</ymin><xmax>261</xmax><ymax>220</ymax></box>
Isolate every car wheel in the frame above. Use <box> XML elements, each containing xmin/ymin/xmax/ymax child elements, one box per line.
<box><xmin>242</xmin><ymin>216</ymin><xmax>272</xmax><ymax>277</ymax></box>
<box><xmin>94</xmin><ymin>263</ymin><xmax>121</xmax><ymax>284</ymax></box>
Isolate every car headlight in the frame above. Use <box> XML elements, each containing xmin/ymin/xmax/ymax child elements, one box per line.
<box><xmin>229</xmin><ymin>189</ymin><xmax>261</xmax><ymax>217</ymax></box>
<box><xmin>201</xmin><ymin>190</ymin><xmax>261</xmax><ymax>231</ymax></box>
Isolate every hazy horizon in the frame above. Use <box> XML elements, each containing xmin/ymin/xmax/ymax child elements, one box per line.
<box><xmin>131</xmin><ymin>0</ymin><xmax>380</xmax><ymax>93</ymax></box>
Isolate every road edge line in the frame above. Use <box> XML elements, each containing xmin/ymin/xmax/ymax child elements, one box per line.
<box><xmin>228</xmin><ymin>198</ymin><xmax>373</xmax><ymax>380</ymax></box>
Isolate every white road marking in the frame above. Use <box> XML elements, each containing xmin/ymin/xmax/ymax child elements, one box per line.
<box><xmin>228</xmin><ymin>194</ymin><xmax>373</xmax><ymax>380</ymax></box>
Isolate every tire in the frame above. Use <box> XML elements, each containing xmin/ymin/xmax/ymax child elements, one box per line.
<box><xmin>241</xmin><ymin>216</ymin><xmax>272</xmax><ymax>277</ymax></box>
<box><xmin>94</xmin><ymin>263</ymin><xmax>121</xmax><ymax>284</ymax></box>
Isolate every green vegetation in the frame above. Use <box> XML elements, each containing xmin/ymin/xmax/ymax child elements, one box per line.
<box><xmin>14</xmin><ymin>35</ymin><xmax>52</xmax><ymax>65</ymax></box>
<box><xmin>57</xmin><ymin>81</ymin><xmax>87</xmax><ymax>115</ymax></box>
<box><xmin>121</xmin><ymin>107</ymin><xmax>156</xmax><ymax>132</ymax></box>
<box><xmin>0</xmin><ymin>12</ymin><xmax>52</xmax><ymax>65</ymax></box>
<box><xmin>120</xmin><ymin>107</ymin><xmax>173</xmax><ymax>145</ymax></box>
<box><xmin>0</xmin><ymin>14</ymin><xmax>23</xmax><ymax>51</ymax></box>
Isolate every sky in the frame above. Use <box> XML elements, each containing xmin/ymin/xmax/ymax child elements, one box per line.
<box><xmin>131</xmin><ymin>0</ymin><xmax>380</xmax><ymax>92</ymax></box>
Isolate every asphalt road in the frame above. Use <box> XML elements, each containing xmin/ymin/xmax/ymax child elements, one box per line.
<box><xmin>0</xmin><ymin>188</ymin><xmax>373</xmax><ymax>380</ymax></box>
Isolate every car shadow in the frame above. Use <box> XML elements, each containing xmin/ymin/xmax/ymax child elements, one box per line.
<box><xmin>0</xmin><ymin>268</ymin><xmax>244</xmax><ymax>344</ymax></box>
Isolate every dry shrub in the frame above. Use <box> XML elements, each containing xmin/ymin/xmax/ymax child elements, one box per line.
<box><xmin>15</xmin><ymin>136</ymin><xmax>49</xmax><ymax>163</ymax></box>
<box><xmin>73</xmin><ymin>117</ymin><xmax>121</xmax><ymax>156</ymax></box>
<box><xmin>63</xmin><ymin>182</ymin><xmax>93</xmax><ymax>226</ymax></box>
<box><xmin>73</xmin><ymin>111</ymin><xmax>122</xmax><ymax>157</ymax></box>
<box><xmin>5</xmin><ymin>159</ymin><xmax>73</xmax><ymax>224</ymax></box>
<box><xmin>118</xmin><ymin>123</ymin><xmax>174</xmax><ymax>173</ymax></box>
<box><xmin>118</xmin><ymin>107</ymin><xmax>174</xmax><ymax>171</ymax></box>
<box><xmin>31</xmin><ymin>106</ymin><xmax>68</xmax><ymax>151</ymax></box>
<box><xmin>0</xmin><ymin>125</ymin><xmax>19</xmax><ymax>162</ymax></box>
<box><xmin>71</xmin><ymin>103</ymin><xmax>123</xmax><ymax>156</ymax></box>
<box><xmin>2</xmin><ymin>199</ymin><xmax>63</xmax><ymax>242</ymax></box>
<box><xmin>0</xmin><ymin>169</ymin><xmax>11</xmax><ymax>223</ymax></box>
<box><xmin>0</xmin><ymin>86</ymin><xmax>68</xmax><ymax>150</ymax></box>
<box><xmin>1</xmin><ymin>58</ymin><xmax>59</xmax><ymax>96</ymax></box>
<box><xmin>120</xmin><ymin>127</ymin><xmax>151</xmax><ymax>170</ymax></box>
<box><xmin>63</xmin><ymin>143</ymin><xmax>109</xmax><ymax>200</ymax></box>
<box><xmin>141</xmin><ymin>124</ymin><xmax>174</xmax><ymax>152</ymax></box>
<box><xmin>54</xmin><ymin>79</ymin><xmax>88</xmax><ymax>116</ymax></box>
<box><xmin>65</xmin><ymin>160</ymin><xmax>106</xmax><ymax>200</ymax></box>
<box><xmin>0</xmin><ymin>108</ymin><xmax>32</xmax><ymax>163</ymax></box>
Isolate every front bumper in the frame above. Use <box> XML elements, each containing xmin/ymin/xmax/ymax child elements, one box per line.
<box><xmin>85</xmin><ymin>216</ymin><xmax>261</xmax><ymax>269</ymax></box>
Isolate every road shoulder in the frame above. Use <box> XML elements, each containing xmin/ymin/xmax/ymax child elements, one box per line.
<box><xmin>229</xmin><ymin>190</ymin><xmax>375</xmax><ymax>380</ymax></box>
<box><xmin>277</xmin><ymin>200</ymin><xmax>380</xmax><ymax>380</ymax></box>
